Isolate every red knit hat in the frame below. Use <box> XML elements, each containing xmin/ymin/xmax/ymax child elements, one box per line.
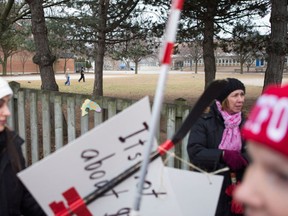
<box><xmin>242</xmin><ymin>83</ymin><xmax>288</xmax><ymax>157</ymax></box>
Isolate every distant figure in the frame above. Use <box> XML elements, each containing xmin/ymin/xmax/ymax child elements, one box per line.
<box><xmin>65</xmin><ymin>73</ymin><xmax>70</xmax><ymax>86</ymax></box>
<box><xmin>78</xmin><ymin>67</ymin><xmax>85</xmax><ymax>82</ymax></box>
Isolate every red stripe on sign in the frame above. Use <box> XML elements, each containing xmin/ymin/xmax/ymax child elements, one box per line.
<box><xmin>162</xmin><ymin>42</ymin><xmax>174</xmax><ymax>64</ymax></box>
<box><xmin>49</xmin><ymin>201</ymin><xmax>70</xmax><ymax>216</ymax></box>
<box><xmin>158</xmin><ymin>139</ymin><xmax>174</xmax><ymax>155</ymax></box>
<box><xmin>63</xmin><ymin>187</ymin><xmax>93</xmax><ymax>216</ymax></box>
<box><xmin>173</xmin><ymin>0</ymin><xmax>185</xmax><ymax>10</ymax></box>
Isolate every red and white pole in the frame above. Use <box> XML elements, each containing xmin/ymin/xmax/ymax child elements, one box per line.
<box><xmin>132</xmin><ymin>0</ymin><xmax>185</xmax><ymax>215</ymax></box>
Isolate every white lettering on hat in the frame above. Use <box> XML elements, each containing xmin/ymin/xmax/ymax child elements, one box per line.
<box><xmin>267</xmin><ymin>98</ymin><xmax>288</xmax><ymax>142</ymax></box>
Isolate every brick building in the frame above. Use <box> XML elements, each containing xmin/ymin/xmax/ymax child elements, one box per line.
<box><xmin>0</xmin><ymin>50</ymin><xmax>75</xmax><ymax>75</ymax></box>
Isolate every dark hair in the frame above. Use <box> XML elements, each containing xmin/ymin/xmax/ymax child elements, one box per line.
<box><xmin>5</xmin><ymin>128</ymin><xmax>22</xmax><ymax>173</ymax></box>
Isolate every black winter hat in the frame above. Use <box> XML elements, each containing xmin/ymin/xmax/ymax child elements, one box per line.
<box><xmin>216</xmin><ymin>78</ymin><xmax>245</xmax><ymax>102</ymax></box>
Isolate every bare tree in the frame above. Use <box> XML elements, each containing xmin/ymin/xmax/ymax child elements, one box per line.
<box><xmin>178</xmin><ymin>40</ymin><xmax>203</xmax><ymax>74</ymax></box>
<box><xmin>180</xmin><ymin>0</ymin><xmax>270</xmax><ymax>88</ymax></box>
<box><xmin>61</xmin><ymin>0</ymin><xmax>166</xmax><ymax>97</ymax></box>
<box><xmin>220</xmin><ymin>22</ymin><xmax>266</xmax><ymax>74</ymax></box>
<box><xmin>18</xmin><ymin>50</ymin><xmax>32</xmax><ymax>74</ymax></box>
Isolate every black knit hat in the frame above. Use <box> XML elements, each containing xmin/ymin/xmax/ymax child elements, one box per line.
<box><xmin>216</xmin><ymin>78</ymin><xmax>245</xmax><ymax>102</ymax></box>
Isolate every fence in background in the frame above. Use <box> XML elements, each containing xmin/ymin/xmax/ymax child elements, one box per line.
<box><xmin>8</xmin><ymin>82</ymin><xmax>192</xmax><ymax>170</ymax></box>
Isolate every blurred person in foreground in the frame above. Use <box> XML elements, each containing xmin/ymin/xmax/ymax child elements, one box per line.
<box><xmin>0</xmin><ymin>77</ymin><xmax>46</xmax><ymax>215</ymax></box>
<box><xmin>187</xmin><ymin>78</ymin><xmax>249</xmax><ymax>216</ymax></box>
<box><xmin>235</xmin><ymin>83</ymin><xmax>288</xmax><ymax>216</ymax></box>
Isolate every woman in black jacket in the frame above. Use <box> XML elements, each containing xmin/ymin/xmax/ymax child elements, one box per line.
<box><xmin>187</xmin><ymin>78</ymin><xmax>249</xmax><ymax>216</ymax></box>
<box><xmin>0</xmin><ymin>77</ymin><xmax>46</xmax><ymax>215</ymax></box>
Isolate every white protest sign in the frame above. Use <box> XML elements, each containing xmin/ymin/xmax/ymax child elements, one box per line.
<box><xmin>18</xmin><ymin>96</ymin><xmax>223</xmax><ymax>216</ymax></box>
<box><xmin>18</xmin><ymin>97</ymin><xmax>183</xmax><ymax>215</ymax></box>
<box><xmin>165</xmin><ymin>167</ymin><xmax>223</xmax><ymax>216</ymax></box>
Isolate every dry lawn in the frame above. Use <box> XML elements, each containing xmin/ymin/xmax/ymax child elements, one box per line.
<box><xmin>18</xmin><ymin>72</ymin><xmax>275</xmax><ymax>111</ymax></box>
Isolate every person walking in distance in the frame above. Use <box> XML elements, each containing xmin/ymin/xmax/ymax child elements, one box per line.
<box><xmin>78</xmin><ymin>67</ymin><xmax>85</xmax><ymax>82</ymax></box>
<box><xmin>0</xmin><ymin>77</ymin><xmax>46</xmax><ymax>215</ymax></box>
<box><xmin>65</xmin><ymin>72</ymin><xmax>70</xmax><ymax>86</ymax></box>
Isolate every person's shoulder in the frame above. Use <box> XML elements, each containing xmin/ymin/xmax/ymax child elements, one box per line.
<box><xmin>195</xmin><ymin>106</ymin><xmax>214</xmax><ymax>121</ymax></box>
<box><xmin>202</xmin><ymin>109</ymin><xmax>213</xmax><ymax>119</ymax></box>
<box><xmin>7</xmin><ymin>129</ymin><xmax>24</xmax><ymax>147</ymax></box>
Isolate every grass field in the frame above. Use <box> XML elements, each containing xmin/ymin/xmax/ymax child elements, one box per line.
<box><xmin>13</xmin><ymin>72</ymin><xmax>287</xmax><ymax>154</ymax></box>
<box><xmin>17</xmin><ymin>72</ymin><xmax>283</xmax><ymax>111</ymax></box>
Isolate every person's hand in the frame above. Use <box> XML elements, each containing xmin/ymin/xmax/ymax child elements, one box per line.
<box><xmin>222</xmin><ymin>150</ymin><xmax>248</xmax><ymax>171</ymax></box>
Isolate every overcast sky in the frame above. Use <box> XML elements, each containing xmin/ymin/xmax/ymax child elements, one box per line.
<box><xmin>254</xmin><ymin>13</ymin><xmax>270</xmax><ymax>35</ymax></box>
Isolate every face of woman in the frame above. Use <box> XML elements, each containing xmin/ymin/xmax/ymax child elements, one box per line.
<box><xmin>0</xmin><ymin>95</ymin><xmax>11</xmax><ymax>132</ymax></box>
<box><xmin>234</xmin><ymin>142</ymin><xmax>288</xmax><ymax>216</ymax></box>
<box><xmin>225</xmin><ymin>89</ymin><xmax>245</xmax><ymax>114</ymax></box>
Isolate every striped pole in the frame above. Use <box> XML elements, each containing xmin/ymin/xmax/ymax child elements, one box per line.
<box><xmin>131</xmin><ymin>0</ymin><xmax>185</xmax><ymax>215</ymax></box>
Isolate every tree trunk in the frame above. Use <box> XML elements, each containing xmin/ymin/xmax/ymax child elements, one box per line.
<box><xmin>203</xmin><ymin>3</ymin><xmax>217</xmax><ymax>89</ymax></box>
<box><xmin>135</xmin><ymin>61</ymin><xmax>138</xmax><ymax>74</ymax></box>
<box><xmin>10</xmin><ymin>55</ymin><xmax>13</xmax><ymax>75</ymax></box>
<box><xmin>263</xmin><ymin>0</ymin><xmax>288</xmax><ymax>89</ymax></box>
<box><xmin>195</xmin><ymin>61</ymin><xmax>198</xmax><ymax>74</ymax></box>
<box><xmin>25</xmin><ymin>0</ymin><xmax>63</xmax><ymax>142</ymax></box>
<box><xmin>93</xmin><ymin>32</ymin><xmax>105</xmax><ymax>97</ymax></box>
<box><xmin>92</xmin><ymin>0</ymin><xmax>109</xmax><ymax>97</ymax></box>
<box><xmin>240</xmin><ymin>57</ymin><xmax>244</xmax><ymax>74</ymax></box>
<box><xmin>2</xmin><ymin>54</ymin><xmax>8</xmax><ymax>75</ymax></box>
<box><xmin>26</xmin><ymin>0</ymin><xmax>58</xmax><ymax>91</ymax></box>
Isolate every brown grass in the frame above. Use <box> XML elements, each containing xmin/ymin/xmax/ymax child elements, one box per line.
<box><xmin>18</xmin><ymin>72</ymin><xmax>272</xmax><ymax>111</ymax></box>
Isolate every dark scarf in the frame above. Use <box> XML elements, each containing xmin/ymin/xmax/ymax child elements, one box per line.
<box><xmin>0</xmin><ymin>131</ymin><xmax>7</xmax><ymax>154</ymax></box>
<box><xmin>0</xmin><ymin>130</ymin><xmax>9</xmax><ymax>215</ymax></box>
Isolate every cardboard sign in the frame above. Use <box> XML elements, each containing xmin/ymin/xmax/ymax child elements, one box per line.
<box><xmin>18</xmin><ymin>97</ymin><xmax>223</xmax><ymax>215</ymax></box>
<box><xmin>165</xmin><ymin>167</ymin><xmax>223</xmax><ymax>216</ymax></box>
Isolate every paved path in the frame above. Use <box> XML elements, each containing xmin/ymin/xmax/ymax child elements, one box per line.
<box><xmin>3</xmin><ymin>73</ymin><xmax>125</xmax><ymax>81</ymax></box>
